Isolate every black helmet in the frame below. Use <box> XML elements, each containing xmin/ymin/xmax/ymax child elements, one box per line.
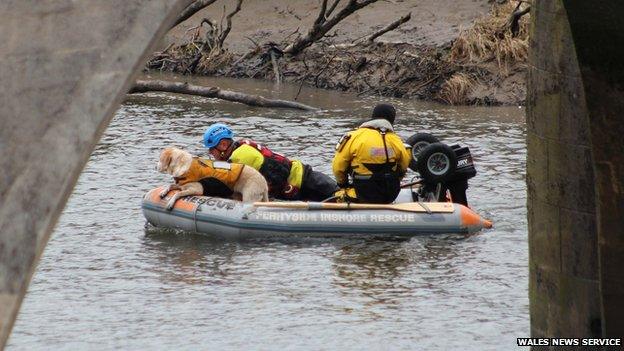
<box><xmin>371</xmin><ymin>103</ymin><xmax>396</xmax><ymax>124</ymax></box>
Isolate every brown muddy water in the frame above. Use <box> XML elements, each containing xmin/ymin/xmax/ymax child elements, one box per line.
<box><xmin>8</xmin><ymin>75</ymin><xmax>527</xmax><ymax>350</ymax></box>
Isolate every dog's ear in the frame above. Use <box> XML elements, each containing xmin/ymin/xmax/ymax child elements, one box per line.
<box><xmin>157</xmin><ymin>148</ymin><xmax>173</xmax><ymax>173</ymax></box>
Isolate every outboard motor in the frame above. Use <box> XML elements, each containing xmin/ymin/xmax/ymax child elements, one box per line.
<box><xmin>405</xmin><ymin>133</ymin><xmax>477</xmax><ymax>206</ymax></box>
<box><xmin>441</xmin><ymin>144</ymin><xmax>477</xmax><ymax>206</ymax></box>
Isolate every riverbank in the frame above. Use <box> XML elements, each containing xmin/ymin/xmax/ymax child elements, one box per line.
<box><xmin>148</xmin><ymin>0</ymin><xmax>529</xmax><ymax>106</ymax></box>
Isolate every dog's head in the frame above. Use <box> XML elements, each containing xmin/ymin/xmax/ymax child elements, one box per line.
<box><xmin>158</xmin><ymin>147</ymin><xmax>193</xmax><ymax>178</ymax></box>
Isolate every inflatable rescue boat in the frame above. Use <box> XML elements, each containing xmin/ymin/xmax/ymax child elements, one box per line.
<box><xmin>142</xmin><ymin>186</ymin><xmax>492</xmax><ymax>238</ymax></box>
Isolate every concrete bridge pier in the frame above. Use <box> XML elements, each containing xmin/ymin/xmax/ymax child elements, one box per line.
<box><xmin>528</xmin><ymin>0</ymin><xmax>624</xmax><ymax>339</ymax></box>
<box><xmin>0</xmin><ymin>1</ymin><xmax>193</xmax><ymax>349</ymax></box>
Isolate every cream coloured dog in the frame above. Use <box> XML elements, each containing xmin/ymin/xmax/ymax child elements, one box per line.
<box><xmin>157</xmin><ymin>147</ymin><xmax>268</xmax><ymax>210</ymax></box>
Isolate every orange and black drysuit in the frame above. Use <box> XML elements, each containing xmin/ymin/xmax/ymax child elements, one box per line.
<box><xmin>229</xmin><ymin>139</ymin><xmax>338</xmax><ymax>201</ymax></box>
<box><xmin>175</xmin><ymin>157</ymin><xmax>244</xmax><ymax>198</ymax></box>
<box><xmin>332</xmin><ymin>119</ymin><xmax>411</xmax><ymax>204</ymax></box>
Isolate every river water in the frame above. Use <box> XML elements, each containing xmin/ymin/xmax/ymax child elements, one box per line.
<box><xmin>8</xmin><ymin>75</ymin><xmax>527</xmax><ymax>350</ymax></box>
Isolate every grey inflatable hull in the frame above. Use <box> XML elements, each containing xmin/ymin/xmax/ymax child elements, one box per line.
<box><xmin>142</xmin><ymin>187</ymin><xmax>492</xmax><ymax>238</ymax></box>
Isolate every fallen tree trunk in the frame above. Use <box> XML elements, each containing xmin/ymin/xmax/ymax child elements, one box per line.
<box><xmin>129</xmin><ymin>80</ymin><xmax>318</xmax><ymax>111</ymax></box>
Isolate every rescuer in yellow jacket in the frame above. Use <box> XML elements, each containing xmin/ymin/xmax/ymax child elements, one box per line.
<box><xmin>332</xmin><ymin>104</ymin><xmax>411</xmax><ymax>204</ymax></box>
<box><xmin>203</xmin><ymin>123</ymin><xmax>339</xmax><ymax>201</ymax></box>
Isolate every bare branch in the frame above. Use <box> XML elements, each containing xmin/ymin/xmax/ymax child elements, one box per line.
<box><xmin>509</xmin><ymin>5</ymin><xmax>530</xmax><ymax>37</ymax></box>
<box><xmin>171</xmin><ymin>0</ymin><xmax>219</xmax><ymax>29</ymax></box>
<box><xmin>285</xmin><ymin>0</ymin><xmax>380</xmax><ymax>56</ymax></box>
<box><xmin>286</xmin><ymin>6</ymin><xmax>302</xmax><ymax>20</ymax></box>
<box><xmin>365</xmin><ymin>12</ymin><xmax>411</xmax><ymax>44</ymax></box>
<box><xmin>155</xmin><ymin>43</ymin><xmax>175</xmax><ymax>56</ymax></box>
<box><xmin>217</xmin><ymin>0</ymin><xmax>243</xmax><ymax>49</ymax></box>
<box><xmin>353</xmin><ymin>0</ymin><xmax>378</xmax><ymax>10</ymax></box>
<box><xmin>496</xmin><ymin>2</ymin><xmax>530</xmax><ymax>38</ymax></box>
<box><xmin>130</xmin><ymin>80</ymin><xmax>318</xmax><ymax>111</ymax></box>
<box><xmin>218</xmin><ymin>5</ymin><xmax>226</xmax><ymax>36</ymax></box>
<box><xmin>283</xmin><ymin>27</ymin><xmax>301</xmax><ymax>42</ymax></box>
<box><xmin>186</xmin><ymin>42</ymin><xmax>206</xmax><ymax>73</ymax></box>
<box><xmin>225</xmin><ymin>48</ymin><xmax>259</xmax><ymax>75</ymax></box>
<box><xmin>314</xmin><ymin>0</ymin><xmax>329</xmax><ymax>26</ymax></box>
<box><xmin>244</xmin><ymin>36</ymin><xmax>261</xmax><ymax>49</ymax></box>
<box><xmin>314</xmin><ymin>52</ymin><xmax>339</xmax><ymax>87</ymax></box>
<box><xmin>325</xmin><ymin>0</ymin><xmax>342</xmax><ymax>18</ymax></box>
<box><xmin>270</xmin><ymin>50</ymin><xmax>282</xmax><ymax>84</ymax></box>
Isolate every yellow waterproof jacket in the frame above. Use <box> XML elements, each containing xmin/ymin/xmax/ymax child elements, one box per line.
<box><xmin>175</xmin><ymin>157</ymin><xmax>244</xmax><ymax>189</ymax></box>
<box><xmin>332</xmin><ymin>119</ymin><xmax>410</xmax><ymax>185</ymax></box>
<box><xmin>229</xmin><ymin>143</ymin><xmax>304</xmax><ymax>194</ymax></box>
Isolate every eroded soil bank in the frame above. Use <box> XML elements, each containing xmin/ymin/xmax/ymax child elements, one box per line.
<box><xmin>148</xmin><ymin>0</ymin><xmax>529</xmax><ymax>106</ymax></box>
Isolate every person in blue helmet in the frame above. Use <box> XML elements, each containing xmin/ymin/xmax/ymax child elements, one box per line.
<box><xmin>203</xmin><ymin>123</ymin><xmax>339</xmax><ymax>201</ymax></box>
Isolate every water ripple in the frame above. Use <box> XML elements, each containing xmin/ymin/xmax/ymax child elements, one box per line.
<box><xmin>9</xmin><ymin>78</ymin><xmax>527</xmax><ymax>351</ymax></box>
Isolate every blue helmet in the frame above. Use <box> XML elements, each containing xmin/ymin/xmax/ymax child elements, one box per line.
<box><xmin>203</xmin><ymin>123</ymin><xmax>234</xmax><ymax>148</ymax></box>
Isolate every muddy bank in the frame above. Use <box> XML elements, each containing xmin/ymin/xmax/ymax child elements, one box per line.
<box><xmin>148</xmin><ymin>1</ymin><xmax>528</xmax><ymax>106</ymax></box>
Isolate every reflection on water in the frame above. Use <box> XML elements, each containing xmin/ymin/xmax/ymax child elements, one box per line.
<box><xmin>9</xmin><ymin>75</ymin><xmax>527</xmax><ymax>351</ymax></box>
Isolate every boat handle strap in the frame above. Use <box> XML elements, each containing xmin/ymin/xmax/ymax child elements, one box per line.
<box><xmin>193</xmin><ymin>204</ymin><xmax>200</xmax><ymax>233</ymax></box>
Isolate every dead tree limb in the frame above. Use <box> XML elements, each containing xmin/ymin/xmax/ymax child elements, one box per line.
<box><xmin>284</xmin><ymin>0</ymin><xmax>379</xmax><ymax>56</ymax></box>
<box><xmin>171</xmin><ymin>0</ymin><xmax>220</xmax><ymax>29</ymax></box>
<box><xmin>186</xmin><ymin>42</ymin><xmax>206</xmax><ymax>73</ymax></box>
<box><xmin>314</xmin><ymin>52</ymin><xmax>339</xmax><ymax>87</ymax></box>
<box><xmin>217</xmin><ymin>0</ymin><xmax>243</xmax><ymax>49</ymax></box>
<box><xmin>509</xmin><ymin>4</ymin><xmax>530</xmax><ymax>37</ymax></box>
<box><xmin>325</xmin><ymin>0</ymin><xmax>342</xmax><ymax>19</ymax></box>
<box><xmin>262</xmin><ymin>43</ymin><xmax>284</xmax><ymax>84</ymax></box>
<box><xmin>365</xmin><ymin>12</ymin><xmax>411</xmax><ymax>44</ymax></box>
<box><xmin>270</xmin><ymin>50</ymin><xmax>282</xmax><ymax>84</ymax></box>
<box><xmin>245</xmin><ymin>36</ymin><xmax>261</xmax><ymax>49</ymax></box>
<box><xmin>225</xmin><ymin>48</ymin><xmax>259</xmax><ymax>75</ymax></box>
<box><xmin>130</xmin><ymin>80</ymin><xmax>318</xmax><ymax>111</ymax></box>
<box><xmin>314</xmin><ymin>0</ymin><xmax>329</xmax><ymax>26</ymax></box>
<box><xmin>294</xmin><ymin>74</ymin><xmax>309</xmax><ymax>101</ymax></box>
